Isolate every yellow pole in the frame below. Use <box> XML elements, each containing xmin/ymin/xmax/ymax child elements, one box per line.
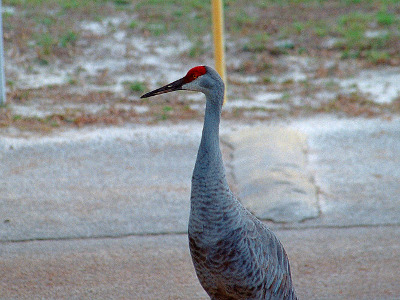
<box><xmin>211</xmin><ymin>0</ymin><xmax>227</xmax><ymax>102</ymax></box>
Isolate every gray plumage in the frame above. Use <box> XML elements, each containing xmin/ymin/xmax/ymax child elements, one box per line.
<box><xmin>142</xmin><ymin>66</ymin><xmax>297</xmax><ymax>300</ymax></box>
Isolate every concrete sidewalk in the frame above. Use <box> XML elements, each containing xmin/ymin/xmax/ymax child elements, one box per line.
<box><xmin>1</xmin><ymin>117</ymin><xmax>400</xmax><ymax>299</ymax></box>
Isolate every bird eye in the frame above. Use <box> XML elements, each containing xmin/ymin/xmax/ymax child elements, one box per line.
<box><xmin>193</xmin><ymin>74</ymin><xmax>198</xmax><ymax>79</ymax></box>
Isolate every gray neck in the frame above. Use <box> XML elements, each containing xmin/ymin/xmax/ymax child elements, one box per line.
<box><xmin>190</xmin><ymin>89</ymin><xmax>239</xmax><ymax>234</ymax></box>
<box><xmin>189</xmin><ymin>73</ymin><xmax>241</xmax><ymax>235</ymax></box>
<box><xmin>193</xmin><ymin>91</ymin><xmax>224</xmax><ymax>178</ymax></box>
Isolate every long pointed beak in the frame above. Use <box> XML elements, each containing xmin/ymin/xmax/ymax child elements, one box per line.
<box><xmin>141</xmin><ymin>77</ymin><xmax>186</xmax><ymax>98</ymax></box>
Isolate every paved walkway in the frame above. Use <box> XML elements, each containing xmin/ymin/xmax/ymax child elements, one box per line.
<box><xmin>1</xmin><ymin>116</ymin><xmax>400</xmax><ymax>299</ymax></box>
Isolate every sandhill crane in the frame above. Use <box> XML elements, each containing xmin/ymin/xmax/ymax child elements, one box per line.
<box><xmin>141</xmin><ymin>66</ymin><xmax>297</xmax><ymax>300</ymax></box>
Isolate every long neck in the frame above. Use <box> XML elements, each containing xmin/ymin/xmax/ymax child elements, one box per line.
<box><xmin>193</xmin><ymin>92</ymin><xmax>224</xmax><ymax>180</ymax></box>
<box><xmin>190</xmin><ymin>91</ymin><xmax>240</xmax><ymax>235</ymax></box>
<box><xmin>191</xmin><ymin>89</ymin><xmax>235</xmax><ymax>214</ymax></box>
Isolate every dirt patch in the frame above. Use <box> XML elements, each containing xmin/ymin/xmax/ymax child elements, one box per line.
<box><xmin>2</xmin><ymin>1</ymin><xmax>400</xmax><ymax>134</ymax></box>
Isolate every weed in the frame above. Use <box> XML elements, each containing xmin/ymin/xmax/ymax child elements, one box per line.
<box><xmin>243</xmin><ymin>33</ymin><xmax>270</xmax><ymax>52</ymax></box>
<box><xmin>341</xmin><ymin>49</ymin><xmax>361</xmax><ymax>59</ymax></box>
<box><xmin>366</xmin><ymin>50</ymin><xmax>391</xmax><ymax>64</ymax></box>
<box><xmin>282</xmin><ymin>78</ymin><xmax>295</xmax><ymax>85</ymax></box>
<box><xmin>232</xmin><ymin>10</ymin><xmax>258</xmax><ymax>32</ymax></box>
<box><xmin>293</xmin><ymin>22</ymin><xmax>304</xmax><ymax>34</ymax></box>
<box><xmin>135</xmin><ymin>0</ymin><xmax>209</xmax><ymax>38</ymax></box>
<box><xmin>36</xmin><ymin>16</ymin><xmax>55</xmax><ymax>26</ymax></box>
<box><xmin>114</xmin><ymin>0</ymin><xmax>130</xmax><ymax>5</ymax></box>
<box><xmin>123</xmin><ymin>81</ymin><xmax>146</xmax><ymax>94</ymax></box>
<box><xmin>159</xmin><ymin>114</ymin><xmax>168</xmax><ymax>121</ymax></box>
<box><xmin>162</xmin><ymin>105</ymin><xmax>173</xmax><ymax>113</ymax></box>
<box><xmin>61</xmin><ymin>0</ymin><xmax>80</xmax><ymax>10</ymax></box>
<box><xmin>334</xmin><ymin>10</ymin><xmax>395</xmax><ymax>59</ymax></box>
<box><xmin>370</xmin><ymin>33</ymin><xmax>390</xmax><ymax>48</ymax></box>
<box><xmin>262</xmin><ymin>76</ymin><xmax>273</xmax><ymax>84</ymax></box>
<box><xmin>143</xmin><ymin>23</ymin><xmax>167</xmax><ymax>36</ymax></box>
<box><xmin>59</xmin><ymin>31</ymin><xmax>78</xmax><ymax>48</ymax></box>
<box><xmin>155</xmin><ymin>105</ymin><xmax>174</xmax><ymax>121</ymax></box>
<box><xmin>183</xmin><ymin>104</ymin><xmax>192</xmax><ymax>111</ymax></box>
<box><xmin>313</xmin><ymin>21</ymin><xmax>329</xmax><ymax>37</ymax></box>
<box><xmin>128</xmin><ymin>20</ymin><xmax>138</xmax><ymax>30</ymax></box>
<box><xmin>67</xmin><ymin>76</ymin><xmax>78</xmax><ymax>85</ymax></box>
<box><xmin>297</xmin><ymin>47</ymin><xmax>307</xmax><ymax>55</ymax></box>
<box><xmin>343</xmin><ymin>0</ymin><xmax>362</xmax><ymax>4</ymax></box>
<box><xmin>338</xmin><ymin>12</ymin><xmax>371</xmax><ymax>28</ymax></box>
<box><xmin>320</xmin><ymin>91</ymin><xmax>381</xmax><ymax>116</ymax></box>
<box><xmin>188</xmin><ymin>39</ymin><xmax>206</xmax><ymax>58</ymax></box>
<box><xmin>325</xmin><ymin>80</ymin><xmax>340</xmax><ymax>91</ymax></box>
<box><xmin>281</xmin><ymin>92</ymin><xmax>291</xmax><ymax>101</ymax></box>
<box><xmin>336</xmin><ymin>12</ymin><xmax>371</xmax><ymax>51</ymax></box>
<box><xmin>376</xmin><ymin>10</ymin><xmax>396</xmax><ymax>26</ymax></box>
<box><xmin>11</xmin><ymin>89</ymin><xmax>31</xmax><ymax>102</ymax></box>
<box><xmin>6</xmin><ymin>80</ymin><xmax>15</xmax><ymax>89</ymax></box>
<box><xmin>12</xmin><ymin>114</ymin><xmax>22</xmax><ymax>121</ymax></box>
<box><xmin>35</xmin><ymin>32</ymin><xmax>56</xmax><ymax>56</ymax></box>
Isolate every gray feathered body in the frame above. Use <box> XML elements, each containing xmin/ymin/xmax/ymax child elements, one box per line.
<box><xmin>188</xmin><ymin>67</ymin><xmax>297</xmax><ymax>300</ymax></box>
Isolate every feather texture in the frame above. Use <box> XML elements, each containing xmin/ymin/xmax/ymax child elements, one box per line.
<box><xmin>189</xmin><ymin>67</ymin><xmax>297</xmax><ymax>300</ymax></box>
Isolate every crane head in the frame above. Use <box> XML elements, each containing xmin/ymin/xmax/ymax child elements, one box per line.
<box><xmin>140</xmin><ymin>66</ymin><xmax>209</xmax><ymax>98</ymax></box>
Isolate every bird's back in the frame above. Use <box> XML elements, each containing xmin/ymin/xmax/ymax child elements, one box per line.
<box><xmin>189</xmin><ymin>186</ymin><xmax>297</xmax><ymax>300</ymax></box>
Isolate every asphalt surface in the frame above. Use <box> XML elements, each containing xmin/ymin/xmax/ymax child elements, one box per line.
<box><xmin>1</xmin><ymin>116</ymin><xmax>400</xmax><ymax>299</ymax></box>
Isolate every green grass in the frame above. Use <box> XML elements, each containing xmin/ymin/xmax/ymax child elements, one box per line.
<box><xmin>376</xmin><ymin>10</ymin><xmax>396</xmax><ymax>26</ymax></box>
<box><xmin>114</xmin><ymin>0</ymin><xmax>130</xmax><ymax>5</ymax></box>
<box><xmin>134</xmin><ymin>0</ymin><xmax>210</xmax><ymax>38</ymax></box>
<box><xmin>158</xmin><ymin>105</ymin><xmax>174</xmax><ymax>121</ymax></box>
<box><xmin>12</xmin><ymin>114</ymin><xmax>23</xmax><ymax>121</ymax></box>
<box><xmin>4</xmin><ymin>0</ymin><xmax>109</xmax><ymax>8</ymax></box>
<box><xmin>188</xmin><ymin>39</ymin><xmax>207</xmax><ymax>58</ymax></box>
<box><xmin>123</xmin><ymin>81</ymin><xmax>147</xmax><ymax>94</ymax></box>
<box><xmin>162</xmin><ymin>105</ymin><xmax>173</xmax><ymax>113</ymax></box>
<box><xmin>59</xmin><ymin>31</ymin><xmax>78</xmax><ymax>48</ymax></box>
<box><xmin>242</xmin><ymin>32</ymin><xmax>270</xmax><ymax>52</ymax></box>
<box><xmin>128</xmin><ymin>20</ymin><xmax>138</xmax><ymax>29</ymax></box>
<box><xmin>338</xmin><ymin>12</ymin><xmax>371</xmax><ymax>31</ymax></box>
<box><xmin>4</xmin><ymin>0</ymin><xmax>400</xmax><ymax>65</ymax></box>
<box><xmin>33</xmin><ymin>29</ymin><xmax>79</xmax><ymax>58</ymax></box>
<box><xmin>143</xmin><ymin>23</ymin><xmax>168</xmax><ymax>36</ymax></box>
<box><xmin>366</xmin><ymin>50</ymin><xmax>391</xmax><ymax>64</ymax></box>
<box><xmin>233</xmin><ymin>10</ymin><xmax>258</xmax><ymax>30</ymax></box>
<box><xmin>35</xmin><ymin>33</ymin><xmax>56</xmax><ymax>56</ymax></box>
<box><xmin>334</xmin><ymin>10</ymin><xmax>395</xmax><ymax>57</ymax></box>
<box><xmin>313</xmin><ymin>21</ymin><xmax>329</xmax><ymax>37</ymax></box>
<box><xmin>35</xmin><ymin>16</ymin><xmax>55</xmax><ymax>26</ymax></box>
<box><xmin>292</xmin><ymin>22</ymin><xmax>305</xmax><ymax>34</ymax></box>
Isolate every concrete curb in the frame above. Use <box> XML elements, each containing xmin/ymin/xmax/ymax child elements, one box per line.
<box><xmin>225</xmin><ymin>126</ymin><xmax>319</xmax><ymax>223</ymax></box>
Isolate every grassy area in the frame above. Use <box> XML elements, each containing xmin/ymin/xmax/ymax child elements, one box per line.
<box><xmin>2</xmin><ymin>0</ymin><xmax>400</xmax><ymax>130</ymax></box>
<box><xmin>4</xmin><ymin>0</ymin><xmax>400</xmax><ymax>63</ymax></box>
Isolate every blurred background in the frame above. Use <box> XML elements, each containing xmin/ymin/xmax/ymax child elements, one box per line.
<box><xmin>1</xmin><ymin>0</ymin><xmax>400</xmax><ymax>131</ymax></box>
